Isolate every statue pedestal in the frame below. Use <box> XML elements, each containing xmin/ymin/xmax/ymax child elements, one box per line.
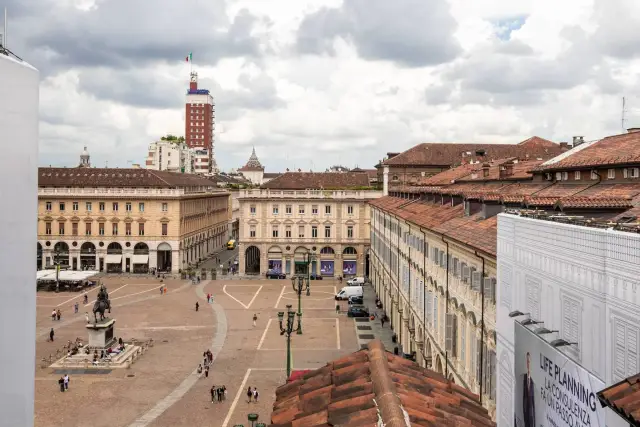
<box><xmin>86</xmin><ymin>318</ymin><xmax>116</xmax><ymax>349</ymax></box>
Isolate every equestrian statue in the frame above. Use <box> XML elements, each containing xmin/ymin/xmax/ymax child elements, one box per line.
<box><xmin>93</xmin><ymin>283</ymin><xmax>112</xmax><ymax>323</ymax></box>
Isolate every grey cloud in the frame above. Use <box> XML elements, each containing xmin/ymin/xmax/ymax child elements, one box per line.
<box><xmin>6</xmin><ymin>0</ymin><xmax>262</xmax><ymax>75</ymax></box>
<box><xmin>296</xmin><ymin>0</ymin><xmax>460</xmax><ymax>67</ymax></box>
<box><xmin>424</xmin><ymin>84</ymin><xmax>451</xmax><ymax>105</ymax></box>
<box><xmin>591</xmin><ymin>0</ymin><xmax>640</xmax><ymax>59</ymax></box>
<box><xmin>494</xmin><ymin>39</ymin><xmax>534</xmax><ymax>56</ymax></box>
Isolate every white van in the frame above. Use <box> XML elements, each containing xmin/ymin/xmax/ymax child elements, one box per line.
<box><xmin>346</xmin><ymin>276</ymin><xmax>365</xmax><ymax>286</ymax></box>
<box><xmin>335</xmin><ymin>286</ymin><xmax>363</xmax><ymax>301</ymax></box>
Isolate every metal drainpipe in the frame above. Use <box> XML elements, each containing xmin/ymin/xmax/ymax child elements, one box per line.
<box><xmin>395</xmin><ymin>213</ymin><xmax>401</xmax><ymax>353</ymax></box>
<box><xmin>441</xmin><ymin>234</ymin><xmax>450</xmax><ymax>379</ymax></box>
<box><xmin>474</xmin><ymin>249</ymin><xmax>486</xmax><ymax>405</ymax></box>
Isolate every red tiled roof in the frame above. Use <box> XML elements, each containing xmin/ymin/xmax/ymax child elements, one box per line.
<box><xmin>524</xmin><ymin>196</ymin><xmax>561</xmax><ymax>207</ymax></box>
<box><xmin>39</xmin><ymin>167</ymin><xmax>218</xmax><ymax>188</ymax></box>
<box><xmin>261</xmin><ymin>172</ymin><xmax>371</xmax><ymax>190</ymax></box>
<box><xmin>271</xmin><ymin>340</ymin><xmax>494</xmax><ymax>427</ymax></box>
<box><xmin>597</xmin><ymin>373</ymin><xmax>640</xmax><ymax>427</ymax></box>
<box><xmin>419</xmin><ymin>163</ymin><xmax>478</xmax><ymax>185</ymax></box>
<box><xmin>383</xmin><ymin>137</ymin><xmax>564</xmax><ymax>167</ymax></box>
<box><xmin>556</xmin><ymin>197</ymin><xmax>634</xmax><ymax>209</ymax></box>
<box><xmin>457</xmin><ymin>159</ymin><xmax>545</xmax><ymax>182</ymax></box>
<box><xmin>535</xmin><ymin>132</ymin><xmax>640</xmax><ymax>172</ymax></box>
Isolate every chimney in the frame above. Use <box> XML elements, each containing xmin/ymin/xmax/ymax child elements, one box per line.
<box><xmin>499</xmin><ymin>162</ymin><xmax>514</xmax><ymax>178</ymax></box>
<box><xmin>482</xmin><ymin>163</ymin><xmax>491</xmax><ymax>178</ymax></box>
<box><xmin>627</xmin><ymin>128</ymin><xmax>640</xmax><ymax>134</ymax></box>
<box><xmin>572</xmin><ymin>136</ymin><xmax>585</xmax><ymax>146</ymax></box>
<box><xmin>559</xmin><ymin>142</ymin><xmax>570</xmax><ymax>149</ymax></box>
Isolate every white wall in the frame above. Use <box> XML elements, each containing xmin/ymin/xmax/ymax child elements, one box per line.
<box><xmin>496</xmin><ymin>214</ymin><xmax>640</xmax><ymax>427</ymax></box>
<box><xmin>0</xmin><ymin>53</ymin><xmax>39</xmax><ymax>427</ymax></box>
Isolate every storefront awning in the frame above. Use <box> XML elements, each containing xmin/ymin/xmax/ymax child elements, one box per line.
<box><xmin>105</xmin><ymin>254</ymin><xmax>122</xmax><ymax>264</ymax></box>
<box><xmin>132</xmin><ymin>254</ymin><xmax>149</xmax><ymax>264</ymax></box>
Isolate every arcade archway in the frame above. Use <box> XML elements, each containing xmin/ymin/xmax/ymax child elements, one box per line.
<box><xmin>245</xmin><ymin>246</ymin><xmax>261</xmax><ymax>275</ymax></box>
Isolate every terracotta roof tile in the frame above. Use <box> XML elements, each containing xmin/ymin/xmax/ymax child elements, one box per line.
<box><xmin>271</xmin><ymin>340</ymin><xmax>494</xmax><ymax>427</ymax></box>
<box><xmin>536</xmin><ymin>132</ymin><xmax>640</xmax><ymax>172</ymax></box>
<box><xmin>597</xmin><ymin>373</ymin><xmax>640</xmax><ymax>427</ymax></box>
<box><xmin>39</xmin><ymin>167</ymin><xmax>218</xmax><ymax>188</ymax></box>
<box><xmin>261</xmin><ymin>172</ymin><xmax>371</xmax><ymax>190</ymax></box>
<box><xmin>557</xmin><ymin>197</ymin><xmax>634</xmax><ymax>209</ymax></box>
<box><xmin>456</xmin><ymin>159</ymin><xmax>545</xmax><ymax>182</ymax></box>
<box><xmin>384</xmin><ymin>137</ymin><xmax>565</xmax><ymax>167</ymax></box>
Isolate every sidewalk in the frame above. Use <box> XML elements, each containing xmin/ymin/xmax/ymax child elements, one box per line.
<box><xmin>351</xmin><ymin>284</ymin><xmax>396</xmax><ymax>351</ymax></box>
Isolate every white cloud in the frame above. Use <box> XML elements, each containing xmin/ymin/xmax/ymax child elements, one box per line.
<box><xmin>5</xmin><ymin>0</ymin><xmax>640</xmax><ymax>172</ymax></box>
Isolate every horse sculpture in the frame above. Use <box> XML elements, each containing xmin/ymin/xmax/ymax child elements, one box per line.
<box><xmin>92</xmin><ymin>284</ymin><xmax>112</xmax><ymax>323</ymax></box>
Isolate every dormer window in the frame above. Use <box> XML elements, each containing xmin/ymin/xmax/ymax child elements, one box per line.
<box><xmin>591</xmin><ymin>170</ymin><xmax>598</xmax><ymax>180</ymax></box>
<box><xmin>562</xmin><ymin>172</ymin><xmax>568</xmax><ymax>180</ymax></box>
<box><xmin>608</xmin><ymin>169</ymin><xmax>615</xmax><ymax>179</ymax></box>
<box><xmin>555</xmin><ymin>172</ymin><xmax>562</xmax><ymax>181</ymax></box>
<box><xmin>574</xmin><ymin>171</ymin><xmax>581</xmax><ymax>180</ymax></box>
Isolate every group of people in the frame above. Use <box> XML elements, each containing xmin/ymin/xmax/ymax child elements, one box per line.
<box><xmin>51</xmin><ymin>309</ymin><xmax>62</xmax><ymax>321</ymax></box>
<box><xmin>210</xmin><ymin>385</ymin><xmax>227</xmax><ymax>402</ymax></box>
<box><xmin>57</xmin><ymin>374</ymin><xmax>70</xmax><ymax>392</ymax></box>
<box><xmin>246</xmin><ymin>387</ymin><xmax>260</xmax><ymax>403</ymax></box>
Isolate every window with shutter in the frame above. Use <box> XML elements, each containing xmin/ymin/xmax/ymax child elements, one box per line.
<box><xmin>472</xmin><ymin>270</ymin><xmax>481</xmax><ymax>292</ymax></box>
<box><xmin>562</xmin><ymin>297</ymin><xmax>581</xmax><ymax>356</ymax></box>
<box><xmin>483</xmin><ymin>277</ymin><xmax>495</xmax><ymax>300</ymax></box>
<box><xmin>525</xmin><ymin>276</ymin><xmax>541</xmax><ymax>319</ymax></box>
<box><xmin>446</xmin><ymin>313</ymin><xmax>457</xmax><ymax>356</ymax></box>
<box><xmin>462</xmin><ymin>264</ymin><xmax>470</xmax><ymax>283</ymax></box>
<box><xmin>460</xmin><ymin>320</ymin><xmax>466</xmax><ymax>369</ymax></box>
<box><xmin>433</xmin><ymin>296</ymin><xmax>438</xmax><ymax>334</ymax></box>
<box><xmin>453</xmin><ymin>258</ymin><xmax>459</xmax><ymax>277</ymax></box>
<box><xmin>426</xmin><ymin>291</ymin><xmax>433</xmax><ymax>326</ymax></box>
<box><xmin>613</xmin><ymin>319</ymin><xmax>639</xmax><ymax>381</ymax></box>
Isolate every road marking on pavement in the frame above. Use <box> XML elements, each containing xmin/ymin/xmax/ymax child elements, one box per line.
<box><xmin>257</xmin><ymin>318</ymin><xmax>272</xmax><ymax>350</ymax></box>
<box><xmin>127</xmin><ymin>281</ymin><xmax>228</xmax><ymax>427</ymax></box>
<box><xmin>222</xmin><ymin>285</ymin><xmax>262</xmax><ymax>309</ymax></box>
<box><xmin>83</xmin><ymin>284</ymin><xmax>127</xmax><ymax>307</ymax></box>
<box><xmin>274</xmin><ymin>285</ymin><xmax>286</xmax><ymax>308</ymax></box>
<box><xmin>118</xmin><ymin>325</ymin><xmax>211</xmax><ymax>331</ymax></box>
<box><xmin>55</xmin><ymin>289</ymin><xmax>92</xmax><ymax>307</ymax></box>
<box><xmin>222</xmin><ymin>369</ymin><xmax>253</xmax><ymax>427</ymax></box>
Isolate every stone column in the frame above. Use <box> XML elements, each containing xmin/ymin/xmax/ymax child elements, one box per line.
<box><xmin>172</xmin><ymin>250</ymin><xmax>179</xmax><ymax>273</ymax></box>
<box><xmin>149</xmin><ymin>249</ymin><xmax>157</xmax><ymax>271</ymax></box>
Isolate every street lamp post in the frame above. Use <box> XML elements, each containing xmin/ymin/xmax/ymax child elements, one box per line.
<box><xmin>278</xmin><ymin>304</ymin><xmax>301</xmax><ymax>379</ymax></box>
<box><xmin>290</xmin><ymin>274</ymin><xmax>308</xmax><ymax>335</ymax></box>
<box><xmin>54</xmin><ymin>246</ymin><xmax>61</xmax><ymax>293</ymax></box>
<box><xmin>304</xmin><ymin>250</ymin><xmax>313</xmax><ymax>296</ymax></box>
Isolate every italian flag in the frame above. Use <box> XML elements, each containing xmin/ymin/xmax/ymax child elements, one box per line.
<box><xmin>185</xmin><ymin>52</ymin><xmax>192</xmax><ymax>62</ymax></box>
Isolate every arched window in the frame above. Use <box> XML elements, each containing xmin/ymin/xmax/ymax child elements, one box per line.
<box><xmin>343</xmin><ymin>247</ymin><xmax>357</xmax><ymax>255</ymax></box>
<box><xmin>320</xmin><ymin>246</ymin><xmax>334</xmax><ymax>255</ymax></box>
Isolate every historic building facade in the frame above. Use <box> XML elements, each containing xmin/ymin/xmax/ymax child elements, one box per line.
<box><xmin>37</xmin><ymin>168</ymin><xmax>231</xmax><ymax>273</ymax></box>
<box><xmin>368</xmin><ymin>130</ymin><xmax>640</xmax><ymax>418</ymax></box>
<box><xmin>237</xmin><ymin>172</ymin><xmax>382</xmax><ymax>276</ymax></box>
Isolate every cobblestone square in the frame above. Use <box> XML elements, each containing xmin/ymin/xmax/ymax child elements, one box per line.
<box><xmin>34</xmin><ymin>276</ymin><xmax>359</xmax><ymax>427</ymax></box>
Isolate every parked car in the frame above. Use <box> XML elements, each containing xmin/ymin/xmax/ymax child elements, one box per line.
<box><xmin>335</xmin><ymin>286</ymin><xmax>363</xmax><ymax>301</ymax></box>
<box><xmin>309</xmin><ymin>273</ymin><xmax>323</xmax><ymax>280</ymax></box>
<box><xmin>266</xmin><ymin>269</ymin><xmax>286</xmax><ymax>279</ymax></box>
<box><xmin>348</xmin><ymin>295</ymin><xmax>363</xmax><ymax>305</ymax></box>
<box><xmin>346</xmin><ymin>276</ymin><xmax>366</xmax><ymax>286</ymax></box>
<box><xmin>347</xmin><ymin>305</ymin><xmax>370</xmax><ymax>318</ymax></box>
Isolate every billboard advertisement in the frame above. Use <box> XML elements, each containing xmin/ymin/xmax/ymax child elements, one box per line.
<box><xmin>514</xmin><ymin>322</ymin><xmax>605</xmax><ymax>427</ymax></box>
<box><xmin>268</xmin><ymin>260</ymin><xmax>282</xmax><ymax>273</ymax></box>
<box><xmin>343</xmin><ymin>260</ymin><xmax>356</xmax><ymax>275</ymax></box>
<box><xmin>320</xmin><ymin>260</ymin><xmax>334</xmax><ymax>276</ymax></box>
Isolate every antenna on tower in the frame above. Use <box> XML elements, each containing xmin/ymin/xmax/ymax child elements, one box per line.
<box><xmin>622</xmin><ymin>96</ymin><xmax>627</xmax><ymax>132</ymax></box>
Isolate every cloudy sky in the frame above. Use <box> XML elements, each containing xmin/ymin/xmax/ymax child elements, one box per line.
<box><xmin>4</xmin><ymin>0</ymin><xmax>640</xmax><ymax>172</ymax></box>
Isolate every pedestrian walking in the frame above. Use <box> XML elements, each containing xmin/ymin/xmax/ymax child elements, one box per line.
<box><xmin>206</xmin><ymin>293</ymin><xmax>210</xmax><ymax>303</ymax></box>
<box><xmin>380</xmin><ymin>314</ymin><xmax>385</xmax><ymax>327</ymax></box>
<box><xmin>204</xmin><ymin>365</ymin><xmax>209</xmax><ymax>378</ymax></box>
<box><xmin>222</xmin><ymin>385</ymin><xmax>227</xmax><ymax>400</ymax></box>
<box><xmin>51</xmin><ymin>310</ymin><xmax>56</xmax><ymax>321</ymax></box>
<box><xmin>74</xmin><ymin>302</ymin><xmax>79</xmax><ymax>314</ymax></box>
<box><xmin>85</xmin><ymin>312</ymin><xmax>90</xmax><ymax>323</ymax></box>
<box><xmin>207</xmin><ymin>350</ymin><xmax>213</xmax><ymax>363</ymax></box>
<box><xmin>160</xmin><ymin>286</ymin><xmax>164</xmax><ymax>295</ymax></box>
<box><xmin>58</xmin><ymin>377</ymin><xmax>65</xmax><ymax>392</ymax></box>
<box><xmin>210</xmin><ymin>385</ymin><xmax>216</xmax><ymax>403</ymax></box>
<box><xmin>164</xmin><ymin>286</ymin><xmax>167</xmax><ymax>294</ymax></box>
<box><xmin>195</xmin><ymin>302</ymin><xmax>199</xmax><ymax>312</ymax></box>
<box><xmin>197</xmin><ymin>364</ymin><xmax>203</xmax><ymax>374</ymax></box>
<box><xmin>63</xmin><ymin>374</ymin><xmax>69</xmax><ymax>390</ymax></box>
<box><xmin>252</xmin><ymin>313</ymin><xmax>258</xmax><ymax>327</ymax></box>
<box><xmin>49</xmin><ymin>328</ymin><xmax>54</xmax><ymax>342</ymax></box>
<box><xmin>247</xmin><ymin>386</ymin><xmax>253</xmax><ymax>403</ymax></box>
<box><xmin>56</xmin><ymin>309</ymin><xmax>61</xmax><ymax>321</ymax></box>
<box><xmin>83</xmin><ymin>294</ymin><xmax>88</xmax><ymax>304</ymax></box>
<box><xmin>253</xmin><ymin>387</ymin><xmax>259</xmax><ymax>402</ymax></box>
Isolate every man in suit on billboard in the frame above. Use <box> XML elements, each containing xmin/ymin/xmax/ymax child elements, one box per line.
<box><xmin>523</xmin><ymin>352</ymin><xmax>536</xmax><ymax>427</ymax></box>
